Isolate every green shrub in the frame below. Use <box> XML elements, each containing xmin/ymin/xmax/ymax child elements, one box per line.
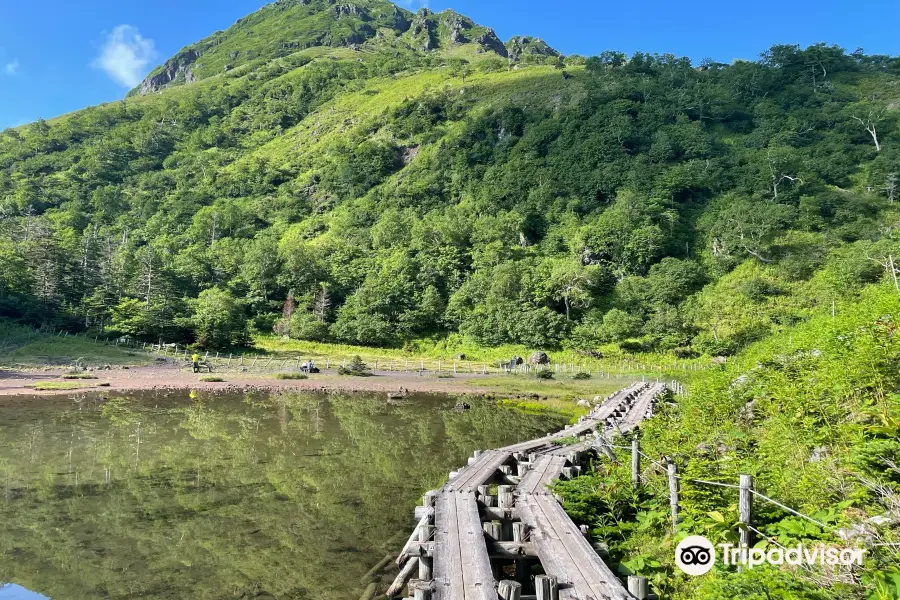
<box><xmin>337</xmin><ymin>355</ymin><xmax>371</xmax><ymax>376</ymax></box>
<box><xmin>199</xmin><ymin>376</ymin><xmax>224</xmax><ymax>382</ymax></box>
<box><xmin>274</xmin><ymin>373</ymin><xmax>309</xmax><ymax>380</ymax></box>
<box><xmin>572</xmin><ymin>372</ymin><xmax>591</xmax><ymax>380</ymax></box>
<box><xmin>535</xmin><ymin>370</ymin><xmax>554</xmax><ymax>380</ymax></box>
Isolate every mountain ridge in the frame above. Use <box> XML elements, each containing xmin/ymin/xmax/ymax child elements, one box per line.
<box><xmin>134</xmin><ymin>0</ymin><xmax>563</xmax><ymax>95</ymax></box>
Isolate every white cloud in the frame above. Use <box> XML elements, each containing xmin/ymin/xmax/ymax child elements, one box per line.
<box><xmin>92</xmin><ymin>25</ymin><xmax>156</xmax><ymax>88</ymax></box>
<box><xmin>3</xmin><ymin>59</ymin><xmax>19</xmax><ymax>75</ymax></box>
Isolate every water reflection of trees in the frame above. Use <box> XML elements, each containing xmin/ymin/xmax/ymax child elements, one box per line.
<box><xmin>0</xmin><ymin>391</ymin><xmax>564</xmax><ymax>599</ymax></box>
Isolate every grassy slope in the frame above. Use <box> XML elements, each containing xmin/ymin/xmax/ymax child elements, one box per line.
<box><xmin>0</xmin><ymin>324</ymin><xmax>151</xmax><ymax>368</ymax></box>
<box><xmin>556</xmin><ymin>282</ymin><xmax>900</xmax><ymax>599</ymax></box>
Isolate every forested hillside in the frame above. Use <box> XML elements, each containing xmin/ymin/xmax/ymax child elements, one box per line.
<box><xmin>1</xmin><ymin>0</ymin><xmax>899</xmax><ymax>354</ymax></box>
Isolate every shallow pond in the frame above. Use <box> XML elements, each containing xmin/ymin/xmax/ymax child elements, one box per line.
<box><xmin>0</xmin><ymin>389</ymin><xmax>567</xmax><ymax>599</ymax></box>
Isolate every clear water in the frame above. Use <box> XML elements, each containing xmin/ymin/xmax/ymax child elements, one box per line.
<box><xmin>0</xmin><ymin>389</ymin><xmax>566</xmax><ymax>599</ymax></box>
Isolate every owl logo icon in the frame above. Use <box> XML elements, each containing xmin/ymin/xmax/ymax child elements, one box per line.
<box><xmin>675</xmin><ymin>536</ymin><xmax>716</xmax><ymax>576</ymax></box>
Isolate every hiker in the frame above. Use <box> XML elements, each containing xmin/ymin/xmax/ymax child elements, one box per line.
<box><xmin>192</xmin><ymin>353</ymin><xmax>200</xmax><ymax>373</ymax></box>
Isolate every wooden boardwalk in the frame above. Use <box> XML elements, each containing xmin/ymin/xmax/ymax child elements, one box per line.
<box><xmin>389</xmin><ymin>382</ymin><xmax>668</xmax><ymax>600</ymax></box>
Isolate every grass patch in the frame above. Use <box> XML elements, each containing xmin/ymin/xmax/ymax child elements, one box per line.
<box><xmin>26</xmin><ymin>381</ymin><xmax>104</xmax><ymax>391</ymax></box>
<box><xmin>497</xmin><ymin>398</ymin><xmax>581</xmax><ymax>420</ymax></box>
<box><xmin>252</xmin><ymin>334</ymin><xmax>705</xmax><ymax>374</ymax></box>
<box><xmin>273</xmin><ymin>373</ymin><xmax>308</xmax><ymax>380</ymax></box>
<box><xmin>61</xmin><ymin>372</ymin><xmax>98</xmax><ymax>379</ymax></box>
<box><xmin>199</xmin><ymin>376</ymin><xmax>225</xmax><ymax>383</ymax></box>
<box><xmin>469</xmin><ymin>375</ymin><xmax>631</xmax><ymax>402</ymax></box>
<box><xmin>0</xmin><ymin>322</ymin><xmax>151</xmax><ymax>368</ymax></box>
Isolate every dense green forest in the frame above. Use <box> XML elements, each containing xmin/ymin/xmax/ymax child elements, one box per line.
<box><xmin>1</xmin><ymin>0</ymin><xmax>899</xmax><ymax>358</ymax></box>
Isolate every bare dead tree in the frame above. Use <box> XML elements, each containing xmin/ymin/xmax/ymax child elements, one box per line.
<box><xmin>767</xmin><ymin>148</ymin><xmax>803</xmax><ymax>200</ymax></box>
<box><xmin>882</xmin><ymin>173</ymin><xmax>898</xmax><ymax>205</ymax></box>
<box><xmin>867</xmin><ymin>252</ymin><xmax>900</xmax><ymax>292</ymax></box>
<box><xmin>851</xmin><ymin>105</ymin><xmax>886</xmax><ymax>152</ymax></box>
<box><xmin>314</xmin><ymin>286</ymin><xmax>331</xmax><ymax>322</ymax></box>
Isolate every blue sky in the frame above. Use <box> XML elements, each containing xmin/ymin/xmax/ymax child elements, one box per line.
<box><xmin>1</xmin><ymin>0</ymin><xmax>898</xmax><ymax>129</ymax></box>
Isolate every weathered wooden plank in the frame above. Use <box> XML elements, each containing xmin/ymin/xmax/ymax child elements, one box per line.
<box><xmin>459</xmin><ymin>491</ymin><xmax>498</xmax><ymax>599</ymax></box>
<box><xmin>518</xmin><ymin>494</ymin><xmax>631</xmax><ymax>600</ymax></box>
<box><xmin>498</xmin><ymin>383</ymin><xmax>647</xmax><ymax>454</ymax></box>
<box><xmin>447</xmin><ymin>451</ymin><xmax>511</xmax><ymax>492</ymax></box>
<box><xmin>544</xmin><ymin>438</ymin><xmax>594</xmax><ymax>456</ymax></box>
<box><xmin>517</xmin><ymin>455</ymin><xmax>567</xmax><ymax>495</ymax></box>
<box><xmin>433</xmin><ymin>491</ymin><xmax>497</xmax><ymax>600</ymax></box>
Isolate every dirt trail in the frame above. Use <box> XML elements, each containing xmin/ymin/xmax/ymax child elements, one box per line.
<box><xmin>0</xmin><ymin>364</ymin><xmax>498</xmax><ymax>397</ymax></box>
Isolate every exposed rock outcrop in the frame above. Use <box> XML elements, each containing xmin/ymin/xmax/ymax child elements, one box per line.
<box><xmin>505</xmin><ymin>36</ymin><xmax>561</xmax><ymax>62</ymax></box>
<box><xmin>138</xmin><ymin>49</ymin><xmax>200</xmax><ymax>95</ymax></box>
<box><xmin>474</xmin><ymin>28</ymin><xmax>508</xmax><ymax>57</ymax></box>
<box><xmin>410</xmin><ymin>8</ymin><xmax>437</xmax><ymax>52</ymax></box>
<box><xmin>441</xmin><ymin>11</ymin><xmax>469</xmax><ymax>44</ymax></box>
<box><xmin>333</xmin><ymin>3</ymin><xmax>370</xmax><ymax>20</ymax></box>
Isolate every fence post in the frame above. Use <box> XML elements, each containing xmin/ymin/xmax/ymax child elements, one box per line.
<box><xmin>667</xmin><ymin>461</ymin><xmax>679</xmax><ymax>533</ymax></box>
<box><xmin>739</xmin><ymin>474</ymin><xmax>753</xmax><ymax>569</ymax></box>
<box><xmin>631</xmin><ymin>437</ymin><xmax>641</xmax><ymax>490</ymax></box>
<box><xmin>535</xmin><ymin>575</ymin><xmax>558</xmax><ymax>600</ymax></box>
<box><xmin>627</xmin><ymin>576</ymin><xmax>648</xmax><ymax>599</ymax></box>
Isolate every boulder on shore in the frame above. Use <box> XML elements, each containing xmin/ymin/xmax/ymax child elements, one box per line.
<box><xmin>528</xmin><ymin>351</ymin><xmax>550</xmax><ymax>365</ymax></box>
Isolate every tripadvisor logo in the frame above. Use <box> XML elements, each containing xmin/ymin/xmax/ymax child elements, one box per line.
<box><xmin>675</xmin><ymin>535</ymin><xmax>867</xmax><ymax>576</ymax></box>
<box><xmin>675</xmin><ymin>536</ymin><xmax>716</xmax><ymax>576</ymax></box>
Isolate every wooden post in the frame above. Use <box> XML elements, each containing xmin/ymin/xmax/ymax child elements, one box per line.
<box><xmin>512</xmin><ymin>522</ymin><xmax>527</xmax><ymax>542</ymax></box>
<box><xmin>374</xmin><ymin>360</ymin><xmax>378</xmax><ymax>371</ymax></box>
<box><xmin>498</xmin><ymin>485</ymin><xmax>514</xmax><ymax>509</ymax></box>
<box><xmin>632</xmin><ymin>437</ymin><xmax>640</xmax><ymax>489</ymax></box>
<box><xmin>627</xmin><ymin>576</ymin><xmax>649</xmax><ymax>599</ymax></box>
<box><xmin>419</xmin><ymin>512</ymin><xmax>433</xmax><ymax>581</ymax></box>
<box><xmin>535</xmin><ymin>575</ymin><xmax>558</xmax><ymax>600</ymax></box>
<box><xmin>739</xmin><ymin>474</ymin><xmax>753</xmax><ymax>551</ymax></box>
<box><xmin>483</xmin><ymin>520</ymin><xmax>502</xmax><ymax>540</ymax></box>
<box><xmin>667</xmin><ymin>462</ymin><xmax>679</xmax><ymax>533</ymax></box>
<box><xmin>498</xmin><ymin>581</ymin><xmax>522</xmax><ymax>600</ymax></box>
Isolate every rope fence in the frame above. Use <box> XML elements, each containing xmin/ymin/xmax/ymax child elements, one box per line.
<box><xmin>593</xmin><ymin>438</ymin><xmax>834</xmax><ymax>536</ymax></box>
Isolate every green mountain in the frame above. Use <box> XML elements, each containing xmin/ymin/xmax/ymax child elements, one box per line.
<box><xmin>0</xmin><ymin>0</ymin><xmax>898</xmax><ymax>357</ymax></box>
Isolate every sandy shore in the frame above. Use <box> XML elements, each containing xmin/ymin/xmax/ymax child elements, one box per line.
<box><xmin>0</xmin><ymin>363</ymin><xmax>501</xmax><ymax>397</ymax></box>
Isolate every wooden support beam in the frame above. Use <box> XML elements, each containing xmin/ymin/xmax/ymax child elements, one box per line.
<box><xmin>398</xmin><ymin>507</ymin><xmax>434</xmax><ymax>566</ymax></box>
<box><xmin>385</xmin><ymin>557</ymin><xmax>418</xmax><ymax>598</ymax></box>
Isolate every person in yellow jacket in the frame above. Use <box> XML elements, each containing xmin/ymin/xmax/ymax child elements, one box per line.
<box><xmin>192</xmin><ymin>353</ymin><xmax>200</xmax><ymax>373</ymax></box>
